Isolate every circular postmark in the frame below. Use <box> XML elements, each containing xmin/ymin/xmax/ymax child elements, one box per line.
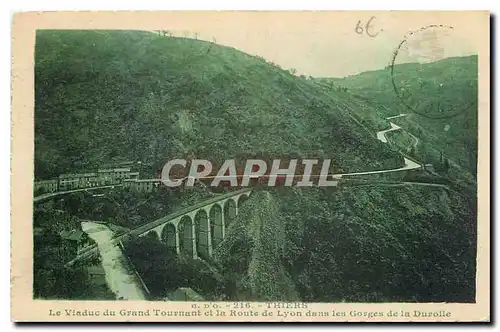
<box><xmin>390</xmin><ymin>25</ymin><xmax>477</xmax><ymax>119</ymax></box>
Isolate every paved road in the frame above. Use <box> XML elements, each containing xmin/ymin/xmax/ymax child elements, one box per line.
<box><xmin>81</xmin><ymin>221</ymin><xmax>148</xmax><ymax>300</ymax></box>
<box><xmin>386</xmin><ymin>113</ymin><xmax>408</xmax><ymax>120</ymax></box>
<box><xmin>381</xmin><ymin>114</ymin><xmax>419</xmax><ymax>151</ymax></box>
<box><xmin>332</xmin><ymin>116</ymin><xmax>422</xmax><ymax>179</ymax></box>
<box><xmin>34</xmin><ymin>185</ymin><xmax>122</xmax><ymax>203</ymax></box>
<box><xmin>345</xmin><ymin>181</ymin><xmax>449</xmax><ymax>189</ymax></box>
<box><xmin>376</xmin><ymin>122</ymin><xmax>402</xmax><ymax>143</ymax></box>
<box><xmin>336</xmin><ymin>157</ymin><xmax>420</xmax><ymax>178</ymax></box>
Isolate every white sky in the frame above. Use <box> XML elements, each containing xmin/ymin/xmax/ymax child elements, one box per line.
<box><xmin>157</xmin><ymin>11</ymin><xmax>484</xmax><ymax>77</ymax></box>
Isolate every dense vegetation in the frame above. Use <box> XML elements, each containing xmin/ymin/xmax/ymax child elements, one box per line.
<box><xmin>216</xmin><ymin>186</ymin><xmax>476</xmax><ymax>302</ymax></box>
<box><xmin>34</xmin><ymin>30</ymin><xmax>478</xmax><ymax>302</ymax></box>
<box><xmin>33</xmin><ymin>184</ymin><xmax>215</xmax><ymax>299</ymax></box>
<box><xmin>316</xmin><ymin>56</ymin><xmax>478</xmax><ymax>177</ymax></box>
<box><xmin>33</xmin><ymin>206</ymin><xmax>114</xmax><ymax>299</ymax></box>
<box><xmin>123</xmin><ymin>234</ymin><xmax>226</xmax><ymax>300</ymax></box>
<box><xmin>35</xmin><ymin>30</ymin><xmax>401</xmax><ymax>180</ymax></box>
<box><xmin>42</xmin><ymin>185</ymin><xmax>213</xmax><ymax>229</ymax></box>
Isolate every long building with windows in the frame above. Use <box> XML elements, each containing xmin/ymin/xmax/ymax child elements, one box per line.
<box><xmin>34</xmin><ymin>179</ymin><xmax>58</xmax><ymax>194</ymax></box>
<box><xmin>35</xmin><ymin>166</ymin><xmax>145</xmax><ymax>193</ymax></box>
<box><xmin>96</xmin><ymin>167</ymin><xmax>132</xmax><ymax>186</ymax></box>
<box><xmin>59</xmin><ymin>172</ymin><xmax>100</xmax><ymax>191</ymax></box>
<box><xmin>123</xmin><ymin>178</ymin><xmax>161</xmax><ymax>193</ymax></box>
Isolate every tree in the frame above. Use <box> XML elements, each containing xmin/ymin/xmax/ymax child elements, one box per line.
<box><xmin>157</xmin><ymin>30</ymin><xmax>171</xmax><ymax>37</ymax></box>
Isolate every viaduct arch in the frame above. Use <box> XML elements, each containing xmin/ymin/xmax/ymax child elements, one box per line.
<box><xmin>144</xmin><ymin>189</ymin><xmax>252</xmax><ymax>259</ymax></box>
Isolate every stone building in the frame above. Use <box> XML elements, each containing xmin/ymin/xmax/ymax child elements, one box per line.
<box><xmin>123</xmin><ymin>179</ymin><xmax>160</xmax><ymax>193</ymax></box>
<box><xmin>77</xmin><ymin>172</ymin><xmax>100</xmax><ymax>188</ymax></box>
<box><xmin>59</xmin><ymin>172</ymin><xmax>100</xmax><ymax>191</ymax></box>
<box><xmin>34</xmin><ymin>179</ymin><xmax>58</xmax><ymax>194</ymax></box>
<box><xmin>58</xmin><ymin>174</ymin><xmax>82</xmax><ymax>191</ymax></box>
<box><xmin>37</xmin><ymin>167</ymin><xmax>143</xmax><ymax>193</ymax></box>
<box><xmin>57</xmin><ymin>168</ymin><xmax>133</xmax><ymax>190</ymax></box>
<box><xmin>97</xmin><ymin>167</ymin><xmax>131</xmax><ymax>185</ymax></box>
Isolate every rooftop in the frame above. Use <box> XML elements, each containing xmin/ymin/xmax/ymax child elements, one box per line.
<box><xmin>35</xmin><ymin>179</ymin><xmax>58</xmax><ymax>184</ymax></box>
<box><xmin>60</xmin><ymin>229</ymin><xmax>86</xmax><ymax>241</ymax></box>
<box><xmin>98</xmin><ymin>168</ymin><xmax>131</xmax><ymax>173</ymax></box>
<box><xmin>59</xmin><ymin>172</ymin><xmax>97</xmax><ymax>178</ymax></box>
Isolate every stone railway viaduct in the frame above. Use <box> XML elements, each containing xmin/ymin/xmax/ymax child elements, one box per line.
<box><xmin>60</xmin><ymin>188</ymin><xmax>253</xmax><ymax>266</ymax></box>
<box><xmin>142</xmin><ymin>188</ymin><xmax>252</xmax><ymax>259</ymax></box>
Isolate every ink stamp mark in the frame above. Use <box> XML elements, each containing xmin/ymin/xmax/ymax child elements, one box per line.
<box><xmin>390</xmin><ymin>24</ymin><xmax>476</xmax><ymax>119</ymax></box>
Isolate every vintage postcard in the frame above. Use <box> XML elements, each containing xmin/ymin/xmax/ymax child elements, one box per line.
<box><xmin>11</xmin><ymin>11</ymin><xmax>490</xmax><ymax>322</ymax></box>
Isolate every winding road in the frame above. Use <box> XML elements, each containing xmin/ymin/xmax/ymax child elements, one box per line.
<box><xmin>379</xmin><ymin>113</ymin><xmax>419</xmax><ymax>152</ymax></box>
<box><xmin>81</xmin><ymin>221</ymin><xmax>148</xmax><ymax>300</ymax></box>
<box><xmin>34</xmin><ymin>185</ymin><xmax>122</xmax><ymax>203</ymax></box>
<box><xmin>331</xmin><ymin>114</ymin><xmax>422</xmax><ymax>179</ymax></box>
<box><xmin>386</xmin><ymin>113</ymin><xmax>408</xmax><ymax>120</ymax></box>
<box><xmin>376</xmin><ymin>122</ymin><xmax>402</xmax><ymax>143</ymax></box>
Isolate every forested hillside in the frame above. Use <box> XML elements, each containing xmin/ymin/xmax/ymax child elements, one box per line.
<box><xmin>316</xmin><ymin>56</ymin><xmax>478</xmax><ymax>176</ymax></box>
<box><xmin>35</xmin><ymin>30</ymin><xmax>401</xmax><ymax>180</ymax></box>
<box><xmin>34</xmin><ymin>30</ymin><xmax>477</xmax><ymax>303</ymax></box>
<box><xmin>215</xmin><ymin>186</ymin><xmax>476</xmax><ymax>302</ymax></box>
